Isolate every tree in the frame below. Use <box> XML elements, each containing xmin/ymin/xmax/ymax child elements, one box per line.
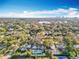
<box><xmin>64</xmin><ymin>33</ymin><xmax>77</xmax><ymax>59</ymax></box>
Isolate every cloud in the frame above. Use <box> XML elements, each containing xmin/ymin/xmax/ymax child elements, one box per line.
<box><xmin>69</xmin><ymin>8</ymin><xmax>78</xmax><ymax>11</ymax></box>
<box><xmin>0</xmin><ymin>8</ymin><xmax>79</xmax><ymax>18</ymax></box>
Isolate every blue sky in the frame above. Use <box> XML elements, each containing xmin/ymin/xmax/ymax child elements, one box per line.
<box><xmin>0</xmin><ymin>0</ymin><xmax>79</xmax><ymax>17</ymax></box>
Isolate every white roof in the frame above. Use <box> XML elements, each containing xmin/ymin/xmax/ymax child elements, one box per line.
<box><xmin>74</xmin><ymin>45</ymin><xmax>79</xmax><ymax>48</ymax></box>
<box><xmin>38</xmin><ymin>21</ymin><xmax>51</xmax><ymax>24</ymax></box>
<box><xmin>50</xmin><ymin>45</ymin><xmax>55</xmax><ymax>49</ymax></box>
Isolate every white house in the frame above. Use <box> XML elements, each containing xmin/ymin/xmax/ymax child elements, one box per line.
<box><xmin>38</xmin><ymin>21</ymin><xmax>51</xmax><ymax>24</ymax></box>
<box><xmin>74</xmin><ymin>45</ymin><xmax>79</xmax><ymax>48</ymax></box>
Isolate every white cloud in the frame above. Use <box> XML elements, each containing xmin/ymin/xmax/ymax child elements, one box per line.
<box><xmin>0</xmin><ymin>8</ymin><xmax>79</xmax><ymax>18</ymax></box>
<box><xmin>69</xmin><ymin>8</ymin><xmax>78</xmax><ymax>11</ymax></box>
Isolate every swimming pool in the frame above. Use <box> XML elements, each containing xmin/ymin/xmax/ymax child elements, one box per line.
<box><xmin>57</xmin><ymin>56</ymin><xmax>68</xmax><ymax>59</ymax></box>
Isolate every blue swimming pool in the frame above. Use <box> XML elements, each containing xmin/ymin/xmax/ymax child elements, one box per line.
<box><xmin>57</xmin><ymin>56</ymin><xmax>68</xmax><ymax>59</ymax></box>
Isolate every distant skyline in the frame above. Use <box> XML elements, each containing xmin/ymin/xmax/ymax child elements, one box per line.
<box><xmin>0</xmin><ymin>0</ymin><xmax>79</xmax><ymax>17</ymax></box>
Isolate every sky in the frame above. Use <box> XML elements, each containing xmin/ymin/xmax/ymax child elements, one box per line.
<box><xmin>0</xmin><ymin>0</ymin><xmax>79</xmax><ymax>17</ymax></box>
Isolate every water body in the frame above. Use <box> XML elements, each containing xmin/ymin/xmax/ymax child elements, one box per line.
<box><xmin>57</xmin><ymin>56</ymin><xmax>68</xmax><ymax>59</ymax></box>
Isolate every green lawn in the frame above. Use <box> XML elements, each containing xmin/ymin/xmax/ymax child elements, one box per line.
<box><xmin>10</xmin><ymin>56</ymin><xmax>50</xmax><ymax>59</ymax></box>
